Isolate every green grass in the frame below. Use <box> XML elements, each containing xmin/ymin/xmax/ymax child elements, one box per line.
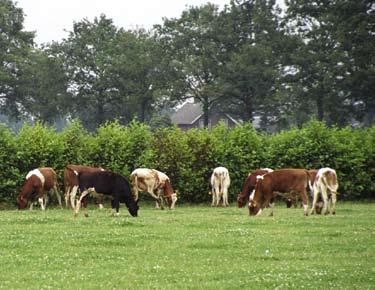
<box><xmin>0</xmin><ymin>202</ymin><xmax>374</xmax><ymax>290</ymax></box>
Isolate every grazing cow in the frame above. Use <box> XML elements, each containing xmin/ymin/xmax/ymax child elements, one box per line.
<box><xmin>17</xmin><ymin>167</ymin><xmax>62</xmax><ymax>210</ymax></box>
<box><xmin>310</xmin><ymin>167</ymin><xmax>339</xmax><ymax>215</ymax></box>
<box><xmin>248</xmin><ymin>169</ymin><xmax>310</xmax><ymax>216</ymax></box>
<box><xmin>237</xmin><ymin>168</ymin><xmax>273</xmax><ymax>208</ymax></box>
<box><xmin>130</xmin><ymin>168</ymin><xmax>177</xmax><ymax>209</ymax></box>
<box><xmin>75</xmin><ymin>171</ymin><xmax>138</xmax><ymax>217</ymax></box>
<box><xmin>210</xmin><ymin>167</ymin><xmax>231</xmax><ymax>207</ymax></box>
<box><xmin>64</xmin><ymin>165</ymin><xmax>105</xmax><ymax>209</ymax></box>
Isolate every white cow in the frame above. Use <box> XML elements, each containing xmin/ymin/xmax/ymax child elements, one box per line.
<box><xmin>210</xmin><ymin>167</ymin><xmax>230</xmax><ymax>207</ymax></box>
<box><xmin>310</xmin><ymin>167</ymin><xmax>339</xmax><ymax>215</ymax></box>
<box><xmin>130</xmin><ymin>168</ymin><xmax>177</xmax><ymax>209</ymax></box>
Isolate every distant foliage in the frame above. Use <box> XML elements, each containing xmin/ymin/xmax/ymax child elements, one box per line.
<box><xmin>0</xmin><ymin>120</ymin><xmax>373</xmax><ymax>204</ymax></box>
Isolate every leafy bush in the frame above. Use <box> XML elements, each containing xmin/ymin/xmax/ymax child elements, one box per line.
<box><xmin>0</xmin><ymin>125</ymin><xmax>18</xmax><ymax>202</ymax></box>
<box><xmin>0</xmin><ymin>120</ymin><xmax>373</xmax><ymax>204</ymax></box>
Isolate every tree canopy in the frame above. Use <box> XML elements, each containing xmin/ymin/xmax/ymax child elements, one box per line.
<box><xmin>0</xmin><ymin>0</ymin><xmax>374</xmax><ymax>131</ymax></box>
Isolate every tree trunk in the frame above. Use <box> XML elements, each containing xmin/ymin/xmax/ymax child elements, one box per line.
<box><xmin>97</xmin><ymin>91</ymin><xmax>105</xmax><ymax>127</ymax></box>
<box><xmin>203</xmin><ymin>98</ymin><xmax>210</xmax><ymax>128</ymax></box>
<box><xmin>316</xmin><ymin>96</ymin><xmax>324</xmax><ymax>121</ymax></box>
<box><xmin>139</xmin><ymin>98</ymin><xmax>148</xmax><ymax>123</ymax></box>
<box><xmin>243</xmin><ymin>96</ymin><xmax>253</xmax><ymax>122</ymax></box>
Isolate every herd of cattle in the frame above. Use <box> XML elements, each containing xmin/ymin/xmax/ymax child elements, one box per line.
<box><xmin>16</xmin><ymin>164</ymin><xmax>339</xmax><ymax>217</ymax></box>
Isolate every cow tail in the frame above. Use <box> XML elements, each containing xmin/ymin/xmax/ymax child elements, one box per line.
<box><xmin>325</xmin><ymin>173</ymin><xmax>338</xmax><ymax>193</ymax></box>
<box><xmin>133</xmin><ymin>174</ymin><xmax>139</xmax><ymax>200</ymax></box>
<box><xmin>305</xmin><ymin>170</ymin><xmax>312</xmax><ymax>191</ymax></box>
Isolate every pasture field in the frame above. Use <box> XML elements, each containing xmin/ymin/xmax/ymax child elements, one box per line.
<box><xmin>0</xmin><ymin>202</ymin><xmax>374</xmax><ymax>290</ymax></box>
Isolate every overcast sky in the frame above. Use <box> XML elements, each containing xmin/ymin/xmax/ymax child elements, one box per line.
<box><xmin>16</xmin><ymin>0</ymin><xmax>231</xmax><ymax>44</ymax></box>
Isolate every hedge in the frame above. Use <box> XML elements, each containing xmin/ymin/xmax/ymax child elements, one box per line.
<box><xmin>0</xmin><ymin>120</ymin><xmax>374</xmax><ymax>205</ymax></box>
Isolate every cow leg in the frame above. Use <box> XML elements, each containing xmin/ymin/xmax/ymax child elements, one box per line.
<box><xmin>36</xmin><ymin>188</ymin><xmax>46</xmax><ymax>211</ymax></box>
<box><xmin>29</xmin><ymin>202</ymin><xmax>33</xmax><ymax>211</ymax></box>
<box><xmin>158</xmin><ymin>197</ymin><xmax>164</xmax><ymax>210</ymax></box>
<box><xmin>310</xmin><ymin>188</ymin><xmax>319</xmax><ymax>215</ymax></box>
<box><xmin>70</xmin><ymin>185</ymin><xmax>79</xmax><ymax>209</ymax></box>
<box><xmin>38</xmin><ymin>197</ymin><xmax>45</xmax><ymax>211</ymax></box>
<box><xmin>98</xmin><ymin>194</ymin><xmax>104</xmax><ymax>209</ymax></box>
<box><xmin>65</xmin><ymin>186</ymin><xmax>71</xmax><ymax>208</ymax></box>
<box><xmin>321</xmin><ymin>187</ymin><xmax>329</xmax><ymax>215</ymax></box>
<box><xmin>44</xmin><ymin>194</ymin><xmax>49</xmax><ymax>209</ymax></box>
<box><xmin>74</xmin><ymin>189</ymin><xmax>90</xmax><ymax>216</ymax></box>
<box><xmin>111</xmin><ymin>198</ymin><xmax>120</xmax><ymax>217</ymax></box>
<box><xmin>53</xmin><ymin>185</ymin><xmax>63</xmax><ymax>209</ymax></box>
<box><xmin>268</xmin><ymin>199</ymin><xmax>275</xmax><ymax>216</ymax></box>
<box><xmin>298</xmin><ymin>190</ymin><xmax>309</xmax><ymax>216</ymax></box>
<box><xmin>211</xmin><ymin>191</ymin><xmax>215</xmax><ymax>206</ymax></box>
<box><xmin>223</xmin><ymin>187</ymin><xmax>229</xmax><ymax>207</ymax></box>
<box><xmin>155</xmin><ymin>197</ymin><xmax>164</xmax><ymax>210</ymax></box>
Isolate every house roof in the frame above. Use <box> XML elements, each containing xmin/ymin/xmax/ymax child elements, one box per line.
<box><xmin>171</xmin><ymin>102</ymin><xmax>203</xmax><ymax>125</ymax></box>
<box><xmin>171</xmin><ymin>102</ymin><xmax>243</xmax><ymax>125</ymax></box>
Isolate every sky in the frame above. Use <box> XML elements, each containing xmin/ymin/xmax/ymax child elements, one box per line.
<box><xmin>16</xmin><ymin>0</ymin><xmax>231</xmax><ymax>44</ymax></box>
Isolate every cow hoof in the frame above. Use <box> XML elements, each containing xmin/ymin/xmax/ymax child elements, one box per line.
<box><xmin>84</xmin><ymin>213</ymin><xmax>89</xmax><ymax>217</ymax></box>
<box><xmin>332</xmin><ymin>211</ymin><xmax>336</xmax><ymax>215</ymax></box>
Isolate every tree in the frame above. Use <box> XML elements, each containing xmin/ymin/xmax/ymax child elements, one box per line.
<box><xmin>15</xmin><ymin>48</ymin><xmax>71</xmax><ymax>124</ymax></box>
<box><xmin>51</xmin><ymin>15</ymin><xmax>165</xmax><ymax>130</ymax></box>
<box><xmin>109</xmin><ymin>29</ymin><xmax>167</xmax><ymax>123</ymax></box>
<box><xmin>0</xmin><ymin>0</ymin><xmax>34</xmax><ymax>118</ymax></box>
<box><xmin>155</xmin><ymin>4</ymin><xmax>226</xmax><ymax>127</ymax></box>
<box><xmin>284</xmin><ymin>0</ymin><xmax>375</xmax><ymax>126</ymax></box>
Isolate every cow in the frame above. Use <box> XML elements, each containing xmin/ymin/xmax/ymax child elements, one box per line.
<box><xmin>74</xmin><ymin>171</ymin><xmax>138</xmax><ymax>217</ymax></box>
<box><xmin>64</xmin><ymin>165</ymin><xmax>105</xmax><ymax>209</ymax></box>
<box><xmin>130</xmin><ymin>168</ymin><xmax>177</xmax><ymax>210</ymax></box>
<box><xmin>209</xmin><ymin>167</ymin><xmax>231</xmax><ymax>207</ymax></box>
<box><xmin>17</xmin><ymin>167</ymin><xmax>62</xmax><ymax>210</ymax></box>
<box><xmin>248</xmin><ymin>169</ymin><xmax>311</xmax><ymax>216</ymax></box>
<box><xmin>310</xmin><ymin>167</ymin><xmax>339</xmax><ymax>215</ymax></box>
<box><xmin>237</xmin><ymin>168</ymin><xmax>273</xmax><ymax>208</ymax></box>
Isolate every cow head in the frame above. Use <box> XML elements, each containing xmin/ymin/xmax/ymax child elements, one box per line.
<box><xmin>237</xmin><ymin>194</ymin><xmax>247</xmax><ymax>208</ymax></box>
<box><xmin>248</xmin><ymin>181</ymin><xmax>263</xmax><ymax>216</ymax></box>
<box><xmin>163</xmin><ymin>181</ymin><xmax>178</xmax><ymax>209</ymax></box>
<box><xmin>17</xmin><ymin>178</ymin><xmax>38</xmax><ymax>210</ymax></box>
<box><xmin>285</xmin><ymin>198</ymin><xmax>293</xmax><ymax>208</ymax></box>
<box><xmin>248</xmin><ymin>199</ymin><xmax>262</xmax><ymax>216</ymax></box>
<box><xmin>17</xmin><ymin>195</ymin><xmax>28</xmax><ymax>210</ymax></box>
<box><xmin>128</xmin><ymin>199</ymin><xmax>139</xmax><ymax>217</ymax></box>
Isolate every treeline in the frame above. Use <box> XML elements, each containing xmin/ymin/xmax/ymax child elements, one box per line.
<box><xmin>0</xmin><ymin>120</ymin><xmax>374</xmax><ymax>205</ymax></box>
<box><xmin>1</xmin><ymin>0</ymin><xmax>374</xmax><ymax>131</ymax></box>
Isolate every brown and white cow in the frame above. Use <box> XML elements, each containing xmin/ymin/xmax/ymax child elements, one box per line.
<box><xmin>130</xmin><ymin>168</ymin><xmax>177</xmax><ymax>209</ymax></box>
<box><xmin>64</xmin><ymin>165</ymin><xmax>105</xmax><ymax>209</ymax></box>
<box><xmin>310</xmin><ymin>167</ymin><xmax>339</xmax><ymax>215</ymax></box>
<box><xmin>248</xmin><ymin>168</ymin><xmax>311</xmax><ymax>216</ymax></box>
<box><xmin>17</xmin><ymin>167</ymin><xmax>62</xmax><ymax>210</ymax></box>
<box><xmin>237</xmin><ymin>168</ymin><xmax>273</xmax><ymax>208</ymax></box>
<box><xmin>209</xmin><ymin>167</ymin><xmax>231</xmax><ymax>207</ymax></box>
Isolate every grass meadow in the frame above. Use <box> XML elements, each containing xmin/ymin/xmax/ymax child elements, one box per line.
<box><xmin>0</xmin><ymin>202</ymin><xmax>374</xmax><ymax>290</ymax></box>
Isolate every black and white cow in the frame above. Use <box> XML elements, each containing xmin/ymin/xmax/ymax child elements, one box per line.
<box><xmin>74</xmin><ymin>171</ymin><xmax>138</xmax><ymax>217</ymax></box>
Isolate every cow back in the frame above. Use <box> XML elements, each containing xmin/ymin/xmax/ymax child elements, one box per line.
<box><xmin>65</xmin><ymin>165</ymin><xmax>104</xmax><ymax>189</ymax></box>
<box><xmin>39</xmin><ymin>168</ymin><xmax>58</xmax><ymax>191</ymax></box>
<box><xmin>261</xmin><ymin>169</ymin><xmax>309</xmax><ymax>193</ymax></box>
